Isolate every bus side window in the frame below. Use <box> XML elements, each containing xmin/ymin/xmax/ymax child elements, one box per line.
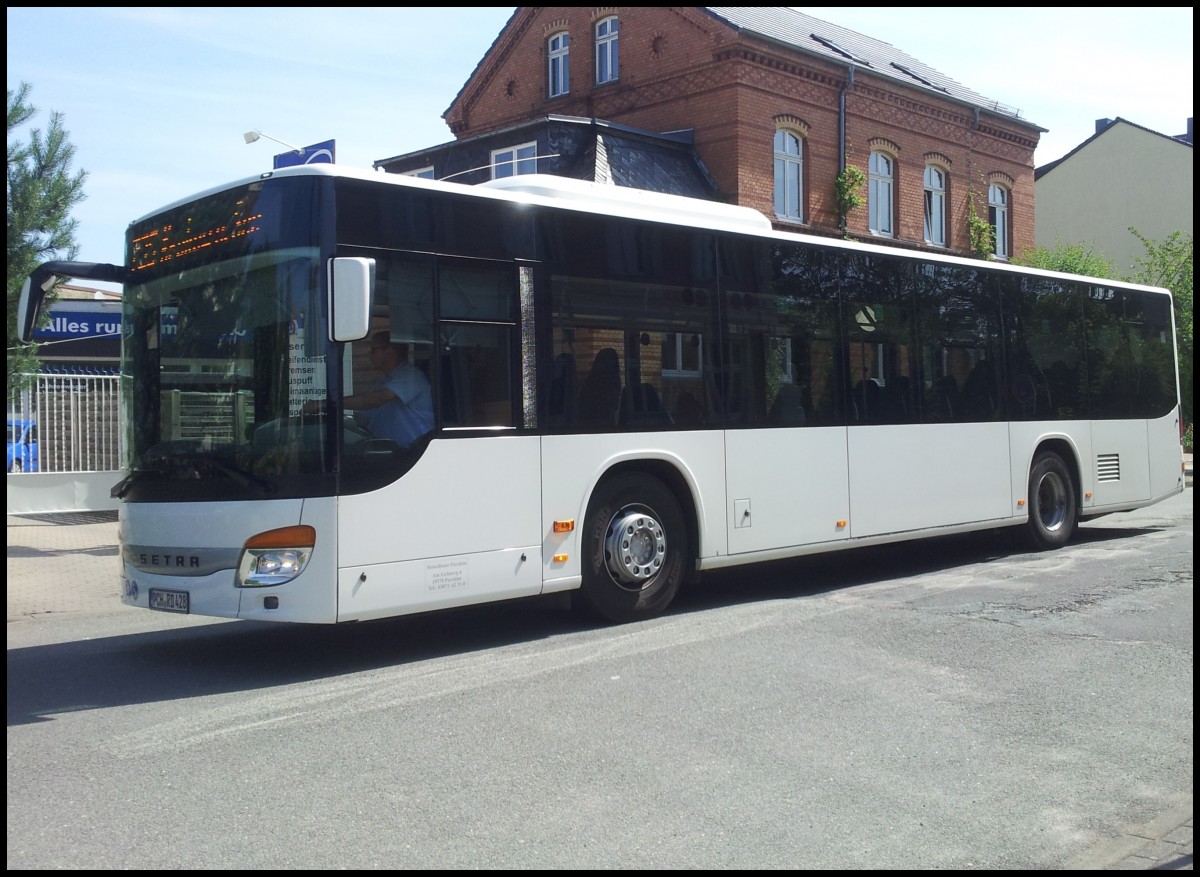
<box><xmin>437</xmin><ymin>260</ymin><xmax>519</xmax><ymax>429</ymax></box>
<box><xmin>440</xmin><ymin>324</ymin><xmax>515</xmax><ymax>427</ymax></box>
<box><xmin>619</xmin><ymin>381</ymin><xmax>672</xmax><ymax>428</ymax></box>
<box><xmin>769</xmin><ymin>382</ymin><xmax>807</xmax><ymax>425</ymax></box>
<box><xmin>547</xmin><ymin>352</ymin><xmax>578</xmax><ymax>427</ymax></box>
<box><xmin>578</xmin><ymin>347</ymin><xmax>622</xmax><ymax>428</ymax></box>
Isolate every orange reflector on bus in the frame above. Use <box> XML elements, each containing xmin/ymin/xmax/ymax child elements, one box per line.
<box><xmin>836</xmin><ymin>520</ymin><xmax>847</xmax><ymax>528</ymax></box>
<box><xmin>244</xmin><ymin>525</ymin><xmax>316</xmax><ymax>549</ymax></box>
<box><xmin>553</xmin><ymin>554</ymin><xmax>568</xmax><ymax>563</ymax></box>
<box><xmin>1017</xmin><ymin>499</ymin><xmax>1026</xmax><ymax>507</ymax></box>
<box><xmin>1085</xmin><ymin>491</ymin><xmax>1093</xmax><ymax>500</ymax></box>
<box><xmin>553</xmin><ymin>519</ymin><xmax>575</xmax><ymax>533</ymax></box>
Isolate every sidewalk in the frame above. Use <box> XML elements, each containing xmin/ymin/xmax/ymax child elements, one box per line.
<box><xmin>6</xmin><ymin>456</ymin><xmax>1194</xmax><ymax>869</ymax></box>
<box><xmin>6</xmin><ymin>509</ymin><xmax>121</xmax><ymax>620</ymax></box>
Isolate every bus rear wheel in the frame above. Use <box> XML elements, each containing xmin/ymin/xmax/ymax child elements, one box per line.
<box><xmin>1026</xmin><ymin>451</ymin><xmax>1077</xmax><ymax>550</ymax></box>
<box><xmin>576</xmin><ymin>472</ymin><xmax>687</xmax><ymax>623</ymax></box>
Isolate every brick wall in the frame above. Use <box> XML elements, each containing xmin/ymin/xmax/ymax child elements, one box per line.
<box><xmin>449</xmin><ymin>7</ymin><xmax>1038</xmax><ymax>259</ymax></box>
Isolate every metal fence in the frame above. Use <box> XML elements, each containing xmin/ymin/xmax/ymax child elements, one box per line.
<box><xmin>7</xmin><ymin>372</ymin><xmax>122</xmax><ymax>473</ymax></box>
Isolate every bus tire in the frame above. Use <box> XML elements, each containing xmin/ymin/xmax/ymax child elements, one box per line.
<box><xmin>1026</xmin><ymin>451</ymin><xmax>1077</xmax><ymax>550</ymax></box>
<box><xmin>576</xmin><ymin>472</ymin><xmax>687</xmax><ymax>623</ymax></box>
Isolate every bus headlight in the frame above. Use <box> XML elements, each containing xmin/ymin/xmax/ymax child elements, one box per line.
<box><xmin>235</xmin><ymin>525</ymin><xmax>316</xmax><ymax>588</ymax></box>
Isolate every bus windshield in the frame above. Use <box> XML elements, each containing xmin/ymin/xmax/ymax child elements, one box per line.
<box><xmin>120</xmin><ymin>176</ymin><xmax>334</xmax><ymax>501</ymax></box>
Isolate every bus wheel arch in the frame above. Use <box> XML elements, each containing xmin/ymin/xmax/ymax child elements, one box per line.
<box><xmin>575</xmin><ymin>463</ymin><xmax>696</xmax><ymax>623</ymax></box>
<box><xmin>1026</xmin><ymin>440</ymin><xmax>1080</xmax><ymax>550</ymax></box>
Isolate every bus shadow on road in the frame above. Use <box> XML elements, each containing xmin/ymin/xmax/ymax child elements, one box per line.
<box><xmin>6</xmin><ymin>591</ymin><xmax>581</xmax><ymax>728</ymax></box>
<box><xmin>6</xmin><ymin>521</ymin><xmax>1164</xmax><ymax>728</ymax></box>
<box><xmin>673</xmin><ymin>521</ymin><xmax>1167</xmax><ymax>614</ymax></box>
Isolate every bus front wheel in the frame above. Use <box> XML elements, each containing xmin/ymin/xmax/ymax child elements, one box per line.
<box><xmin>576</xmin><ymin>472</ymin><xmax>687</xmax><ymax>623</ymax></box>
<box><xmin>1026</xmin><ymin>451</ymin><xmax>1077</xmax><ymax>550</ymax></box>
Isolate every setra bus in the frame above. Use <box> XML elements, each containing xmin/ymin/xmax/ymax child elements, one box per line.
<box><xmin>18</xmin><ymin>165</ymin><xmax>1186</xmax><ymax>624</ymax></box>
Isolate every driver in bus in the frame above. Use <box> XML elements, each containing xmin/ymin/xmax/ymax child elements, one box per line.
<box><xmin>305</xmin><ymin>332</ymin><xmax>434</xmax><ymax>446</ymax></box>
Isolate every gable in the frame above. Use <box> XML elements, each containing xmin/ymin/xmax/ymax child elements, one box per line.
<box><xmin>446</xmin><ymin>7</ymin><xmax>1041</xmax><ymax>138</ymax></box>
<box><xmin>1036</xmin><ymin>117</ymin><xmax>1194</xmax><ymax>180</ymax></box>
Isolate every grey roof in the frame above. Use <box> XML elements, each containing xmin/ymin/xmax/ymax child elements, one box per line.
<box><xmin>703</xmin><ymin>7</ymin><xmax>1037</xmax><ymax>127</ymax></box>
<box><xmin>376</xmin><ymin>115</ymin><xmax>721</xmax><ymax>199</ymax></box>
<box><xmin>1035</xmin><ymin>116</ymin><xmax>1194</xmax><ymax>179</ymax></box>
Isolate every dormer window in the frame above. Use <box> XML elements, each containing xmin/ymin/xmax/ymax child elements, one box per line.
<box><xmin>810</xmin><ymin>33</ymin><xmax>869</xmax><ymax>65</ymax></box>
<box><xmin>492</xmin><ymin>143</ymin><xmax>538</xmax><ymax>179</ymax></box>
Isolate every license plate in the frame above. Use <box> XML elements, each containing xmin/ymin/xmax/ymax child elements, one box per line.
<box><xmin>149</xmin><ymin>589</ymin><xmax>190</xmax><ymax>614</ymax></box>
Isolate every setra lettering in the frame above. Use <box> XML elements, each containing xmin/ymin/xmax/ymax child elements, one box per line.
<box><xmin>138</xmin><ymin>553</ymin><xmax>201</xmax><ymax>568</ymax></box>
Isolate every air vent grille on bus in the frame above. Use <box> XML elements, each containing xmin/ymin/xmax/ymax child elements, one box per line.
<box><xmin>1096</xmin><ymin>453</ymin><xmax>1121</xmax><ymax>482</ymax></box>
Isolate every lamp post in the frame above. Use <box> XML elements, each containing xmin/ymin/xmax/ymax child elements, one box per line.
<box><xmin>243</xmin><ymin>130</ymin><xmax>304</xmax><ymax>155</ymax></box>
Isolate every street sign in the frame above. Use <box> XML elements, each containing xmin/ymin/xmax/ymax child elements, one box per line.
<box><xmin>273</xmin><ymin>139</ymin><xmax>335</xmax><ymax>169</ymax></box>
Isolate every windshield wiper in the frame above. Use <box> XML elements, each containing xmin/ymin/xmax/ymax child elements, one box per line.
<box><xmin>110</xmin><ymin>470</ymin><xmax>144</xmax><ymax>499</ymax></box>
<box><xmin>128</xmin><ymin>447</ymin><xmax>276</xmax><ymax>495</ymax></box>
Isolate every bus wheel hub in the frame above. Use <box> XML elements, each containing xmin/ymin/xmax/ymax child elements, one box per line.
<box><xmin>604</xmin><ymin>506</ymin><xmax>666</xmax><ymax>588</ymax></box>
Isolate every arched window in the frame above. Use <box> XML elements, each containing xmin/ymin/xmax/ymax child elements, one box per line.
<box><xmin>595</xmin><ymin>16</ymin><xmax>619</xmax><ymax>84</ymax></box>
<box><xmin>923</xmin><ymin>166</ymin><xmax>947</xmax><ymax>246</ymax></box>
<box><xmin>988</xmin><ymin>183</ymin><xmax>1009</xmax><ymax>259</ymax></box>
<box><xmin>773</xmin><ymin>130</ymin><xmax>804</xmax><ymax>222</ymax></box>
<box><xmin>869</xmin><ymin>152</ymin><xmax>894</xmax><ymax>237</ymax></box>
<box><xmin>548</xmin><ymin>32</ymin><xmax>570</xmax><ymax>98</ymax></box>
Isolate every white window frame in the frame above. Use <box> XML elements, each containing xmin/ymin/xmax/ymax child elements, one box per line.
<box><xmin>491</xmin><ymin>142</ymin><xmax>538</xmax><ymax>179</ymax></box>
<box><xmin>548</xmin><ymin>32</ymin><xmax>570</xmax><ymax>98</ymax></box>
<box><xmin>595</xmin><ymin>16</ymin><xmax>619</xmax><ymax>84</ymax></box>
<box><xmin>988</xmin><ymin>183</ymin><xmax>1009</xmax><ymax>259</ymax></box>
<box><xmin>402</xmin><ymin>166</ymin><xmax>435</xmax><ymax>180</ymax></box>
<box><xmin>923</xmin><ymin>166</ymin><xmax>946</xmax><ymax>246</ymax></box>
<box><xmin>869</xmin><ymin>152</ymin><xmax>894</xmax><ymax>237</ymax></box>
<box><xmin>662</xmin><ymin>332</ymin><xmax>702</xmax><ymax>377</ymax></box>
<box><xmin>773</xmin><ymin>130</ymin><xmax>804</xmax><ymax>223</ymax></box>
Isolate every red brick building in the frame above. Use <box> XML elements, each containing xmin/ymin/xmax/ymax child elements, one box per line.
<box><xmin>378</xmin><ymin>7</ymin><xmax>1043</xmax><ymax>261</ymax></box>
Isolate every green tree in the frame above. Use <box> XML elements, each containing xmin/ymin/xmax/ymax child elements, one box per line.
<box><xmin>966</xmin><ymin>186</ymin><xmax>995</xmax><ymax>260</ymax></box>
<box><xmin>833</xmin><ymin>164</ymin><xmax>864</xmax><ymax>235</ymax></box>
<box><xmin>1127</xmin><ymin>228</ymin><xmax>1193</xmax><ymax>427</ymax></box>
<box><xmin>7</xmin><ymin>82</ymin><xmax>87</xmax><ymax>387</ymax></box>
<box><xmin>1014</xmin><ymin>239</ymin><xmax>1116</xmax><ymax>279</ymax></box>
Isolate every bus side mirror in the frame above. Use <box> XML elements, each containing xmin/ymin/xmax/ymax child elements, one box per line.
<box><xmin>18</xmin><ymin>261</ymin><xmax>126</xmax><ymax>342</ymax></box>
<box><xmin>17</xmin><ymin>275</ymin><xmax>40</xmax><ymax>343</ymax></box>
<box><xmin>329</xmin><ymin>256</ymin><xmax>375</xmax><ymax>342</ymax></box>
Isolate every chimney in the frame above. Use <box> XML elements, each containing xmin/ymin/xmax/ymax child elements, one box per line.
<box><xmin>1095</xmin><ymin>118</ymin><xmax>1115</xmax><ymax>134</ymax></box>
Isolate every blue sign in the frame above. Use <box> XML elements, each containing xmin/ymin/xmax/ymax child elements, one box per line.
<box><xmin>273</xmin><ymin>139</ymin><xmax>335</xmax><ymax>170</ymax></box>
<box><xmin>34</xmin><ymin>309</ymin><xmax>122</xmax><ymax>340</ymax></box>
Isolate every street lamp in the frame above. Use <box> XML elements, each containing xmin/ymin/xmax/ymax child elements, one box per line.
<box><xmin>243</xmin><ymin>130</ymin><xmax>304</xmax><ymax>155</ymax></box>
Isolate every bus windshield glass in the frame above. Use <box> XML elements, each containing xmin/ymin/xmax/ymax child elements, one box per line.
<box><xmin>120</xmin><ymin>176</ymin><xmax>333</xmax><ymax>501</ymax></box>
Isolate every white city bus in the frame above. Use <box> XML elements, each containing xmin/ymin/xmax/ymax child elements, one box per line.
<box><xmin>19</xmin><ymin>166</ymin><xmax>1186</xmax><ymax>624</ymax></box>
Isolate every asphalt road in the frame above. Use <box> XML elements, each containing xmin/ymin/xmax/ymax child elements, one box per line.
<box><xmin>6</xmin><ymin>489</ymin><xmax>1193</xmax><ymax>869</ymax></box>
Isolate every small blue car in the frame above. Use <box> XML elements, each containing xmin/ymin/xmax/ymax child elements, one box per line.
<box><xmin>7</xmin><ymin>418</ymin><xmax>39</xmax><ymax>473</ymax></box>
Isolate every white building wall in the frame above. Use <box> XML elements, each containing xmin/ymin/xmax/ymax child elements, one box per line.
<box><xmin>1035</xmin><ymin>121</ymin><xmax>1192</xmax><ymax>274</ymax></box>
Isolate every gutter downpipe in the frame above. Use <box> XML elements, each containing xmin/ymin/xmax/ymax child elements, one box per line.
<box><xmin>968</xmin><ymin>107</ymin><xmax>980</xmax><ymax>219</ymax></box>
<box><xmin>839</xmin><ymin>65</ymin><xmax>854</xmax><ymax>233</ymax></box>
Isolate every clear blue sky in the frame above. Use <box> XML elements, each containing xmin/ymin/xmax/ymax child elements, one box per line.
<box><xmin>8</xmin><ymin>6</ymin><xmax>1193</xmax><ymax>276</ymax></box>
